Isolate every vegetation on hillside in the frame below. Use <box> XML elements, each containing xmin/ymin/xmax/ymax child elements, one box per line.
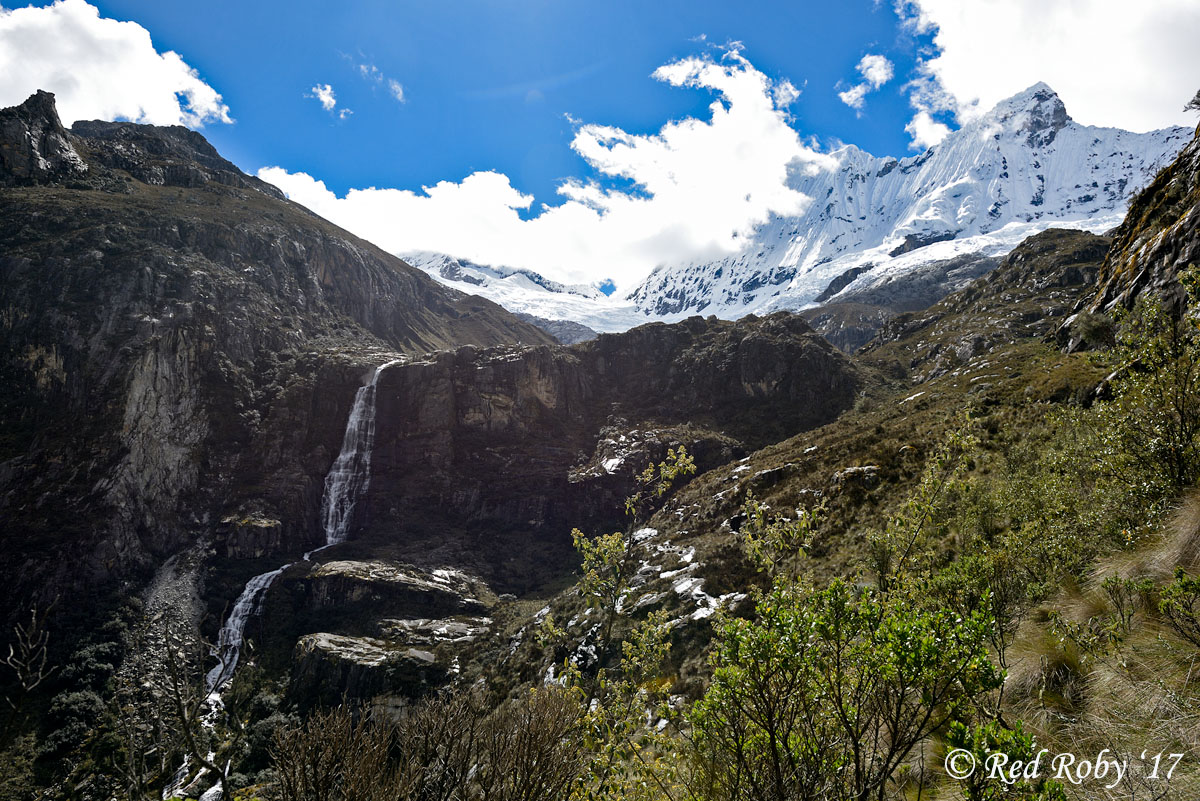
<box><xmin>7</xmin><ymin>258</ymin><xmax>1200</xmax><ymax>799</ymax></box>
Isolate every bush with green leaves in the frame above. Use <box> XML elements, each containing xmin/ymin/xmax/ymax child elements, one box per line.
<box><xmin>688</xmin><ymin>578</ymin><xmax>1001</xmax><ymax>801</ymax></box>
<box><xmin>1095</xmin><ymin>293</ymin><xmax>1200</xmax><ymax>502</ymax></box>
<box><xmin>868</xmin><ymin>418</ymin><xmax>977</xmax><ymax>591</ymax></box>
<box><xmin>1159</xmin><ymin>567</ymin><xmax>1200</xmax><ymax>647</ymax></box>
<box><xmin>943</xmin><ymin>720</ymin><xmax>1066</xmax><ymax>801</ymax></box>
<box><xmin>572</xmin><ymin>446</ymin><xmax>696</xmax><ymax>666</ymax></box>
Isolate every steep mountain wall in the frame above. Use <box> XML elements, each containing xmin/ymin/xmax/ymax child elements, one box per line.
<box><xmin>353</xmin><ymin>313</ymin><xmax>861</xmax><ymax>592</ymax></box>
<box><xmin>1093</xmin><ymin>121</ymin><xmax>1200</xmax><ymax>311</ymax></box>
<box><xmin>0</xmin><ymin>91</ymin><xmax>552</xmax><ymax>616</ymax></box>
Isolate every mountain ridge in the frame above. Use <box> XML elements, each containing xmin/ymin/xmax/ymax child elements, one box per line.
<box><xmin>401</xmin><ymin>84</ymin><xmax>1189</xmax><ymax>335</ymax></box>
<box><xmin>628</xmin><ymin>82</ymin><xmax>1190</xmax><ymax>318</ymax></box>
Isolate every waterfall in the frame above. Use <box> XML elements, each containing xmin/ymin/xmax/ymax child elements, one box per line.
<box><xmin>204</xmin><ymin>563</ymin><xmax>291</xmax><ymax>691</ymax></box>
<box><xmin>204</xmin><ymin>358</ymin><xmax>400</xmax><ymax>695</ymax></box>
<box><xmin>317</xmin><ymin>358</ymin><xmax>402</xmax><ymax>547</ymax></box>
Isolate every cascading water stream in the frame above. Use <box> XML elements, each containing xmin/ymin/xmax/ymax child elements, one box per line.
<box><xmin>317</xmin><ymin>359</ymin><xmax>400</xmax><ymax>548</ymax></box>
<box><xmin>176</xmin><ymin>359</ymin><xmax>399</xmax><ymax>800</ymax></box>
<box><xmin>205</xmin><ymin>358</ymin><xmax>400</xmax><ymax>693</ymax></box>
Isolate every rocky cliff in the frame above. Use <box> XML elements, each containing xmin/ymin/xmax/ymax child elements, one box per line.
<box><xmin>1093</xmin><ymin>120</ymin><xmax>1200</xmax><ymax>311</ymax></box>
<box><xmin>0</xmin><ymin>91</ymin><xmax>552</xmax><ymax>619</ymax></box>
<box><xmin>221</xmin><ymin>310</ymin><xmax>862</xmax><ymax>701</ymax></box>
<box><xmin>349</xmin><ymin>313</ymin><xmax>862</xmax><ymax>593</ymax></box>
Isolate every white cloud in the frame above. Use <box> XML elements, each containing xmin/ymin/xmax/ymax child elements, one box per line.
<box><xmin>772</xmin><ymin>79</ymin><xmax>800</xmax><ymax>107</ymax></box>
<box><xmin>904</xmin><ymin>110</ymin><xmax>950</xmax><ymax>149</ymax></box>
<box><xmin>309</xmin><ymin>82</ymin><xmax>355</xmax><ymax>119</ymax></box>
<box><xmin>357</xmin><ymin>62</ymin><xmax>405</xmax><ymax>104</ymax></box>
<box><xmin>897</xmin><ymin>0</ymin><xmax>1200</xmax><ymax>132</ymax></box>
<box><xmin>0</xmin><ymin>0</ymin><xmax>230</xmax><ymax>126</ymax></box>
<box><xmin>857</xmin><ymin>54</ymin><xmax>894</xmax><ymax>89</ymax></box>
<box><xmin>838</xmin><ymin>53</ymin><xmax>894</xmax><ymax>111</ymax></box>
<box><xmin>387</xmin><ymin>78</ymin><xmax>405</xmax><ymax>103</ymax></box>
<box><xmin>838</xmin><ymin>84</ymin><xmax>869</xmax><ymax>111</ymax></box>
<box><xmin>310</xmin><ymin>83</ymin><xmax>337</xmax><ymax>111</ymax></box>
<box><xmin>262</xmin><ymin>49</ymin><xmax>833</xmax><ymax>291</ymax></box>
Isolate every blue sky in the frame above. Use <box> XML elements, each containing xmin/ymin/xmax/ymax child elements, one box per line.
<box><xmin>2</xmin><ymin>0</ymin><xmax>1198</xmax><ymax>289</ymax></box>
<box><xmin>71</xmin><ymin>0</ymin><xmax>932</xmax><ymax>201</ymax></box>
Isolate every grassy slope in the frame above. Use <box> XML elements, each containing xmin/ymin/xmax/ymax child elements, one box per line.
<box><xmin>481</xmin><ymin>226</ymin><xmax>1200</xmax><ymax>798</ymax></box>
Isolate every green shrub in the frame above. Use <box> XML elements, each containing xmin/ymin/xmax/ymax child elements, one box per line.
<box><xmin>688</xmin><ymin>578</ymin><xmax>1000</xmax><ymax>801</ymax></box>
<box><xmin>1160</xmin><ymin>567</ymin><xmax>1200</xmax><ymax>647</ymax></box>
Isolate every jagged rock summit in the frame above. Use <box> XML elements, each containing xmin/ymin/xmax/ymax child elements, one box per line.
<box><xmin>0</xmin><ymin>89</ymin><xmax>88</xmax><ymax>184</ymax></box>
<box><xmin>987</xmin><ymin>82</ymin><xmax>1070</xmax><ymax>148</ymax></box>
<box><xmin>1091</xmin><ymin>111</ymin><xmax>1200</xmax><ymax>313</ymax></box>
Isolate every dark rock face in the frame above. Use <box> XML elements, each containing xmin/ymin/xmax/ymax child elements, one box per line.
<box><xmin>800</xmin><ymin>303</ymin><xmax>896</xmax><ymax>353</ymax></box>
<box><xmin>258</xmin><ymin>313</ymin><xmax>860</xmax><ymax>698</ymax></box>
<box><xmin>0</xmin><ymin>91</ymin><xmax>553</xmax><ymax>618</ymax></box>
<box><xmin>888</xmin><ymin>230</ymin><xmax>959</xmax><ymax>257</ymax></box>
<box><xmin>261</xmin><ymin>560</ymin><xmax>493</xmax><ymax>704</ymax></box>
<box><xmin>300</xmin><ymin>561</ymin><xmax>489</xmax><ymax>619</ymax></box>
<box><xmin>290</xmin><ymin>633</ymin><xmax>446</xmax><ymax>707</ymax></box>
<box><xmin>834</xmin><ymin>253</ymin><xmax>1002</xmax><ymax>314</ymax></box>
<box><xmin>0</xmin><ymin>91</ymin><xmax>87</xmax><ymax>185</ymax></box>
<box><xmin>71</xmin><ymin>118</ymin><xmax>284</xmax><ymax>195</ymax></box>
<box><xmin>357</xmin><ymin>312</ymin><xmax>861</xmax><ymax>592</ymax></box>
<box><xmin>1094</xmin><ymin>123</ymin><xmax>1200</xmax><ymax>312</ymax></box>
<box><xmin>1014</xmin><ymin>87</ymin><xmax>1070</xmax><ymax>148</ymax></box>
<box><xmin>814</xmin><ymin>264</ymin><xmax>875</xmax><ymax>304</ymax></box>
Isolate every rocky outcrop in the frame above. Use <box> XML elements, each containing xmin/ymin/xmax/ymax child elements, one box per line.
<box><xmin>801</xmin><ymin>253</ymin><xmax>1001</xmax><ymax>352</ymax></box>
<box><xmin>301</xmin><ymin>561</ymin><xmax>489</xmax><ymax>618</ymax></box>
<box><xmin>0</xmin><ymin>90</ymin><xmax>87</xmax><ymax>185</ymax></box>
<box><xmin>71</xmin><ymin>118</ymin><xmax>283</xmax><ymax>195</ymax></box>
<box><xmin>261</xmin><ymin>560</ymin><xmax>493</xmax><ymax>703</ymax></box>
<box><xmin>290</xmin><ymin>633</ymin><xmax>445</xmax><ymax>706</ymax></box>
<box><xmin>215</xmin><ymin>514</ymin><xmax>285</xmax><ymax>560</ymax></box>
<box><xmin>800</xmin><ymin>303</ymin><xmax>897</xmax><ymax>353</ymax></box>
<box><xmin>862</xmin><ymin>228</ymin><xmax>1109</xmax><ymax>381</ymax></box>
<box><xmin>832</xmin><ymin>253</ymin><xmax>1001</xmax><ymax>313</ymax></box>
<box><xmin>1093</xmin><ymin>123</ymin><xmax>1200</xmax><ymax>312</ymax></box>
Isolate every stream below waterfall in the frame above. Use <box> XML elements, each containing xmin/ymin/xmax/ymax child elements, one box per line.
<box><xmin>164</xmin><ymin>358</ymin><xmax>400</xmax><ymax>801</ymax></box>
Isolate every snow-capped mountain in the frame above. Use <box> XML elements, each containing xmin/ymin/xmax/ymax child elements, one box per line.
<box><xmin>405</xmin><ymin>84</ymin><xmax>1190</xmax><ymax>332</ymax></box>
<box><xmin>629</xmin><ymin>83</ymin><xmax>1190</xmax><ymax>318</ymax></box>
<box><xmin>401</xmin><ymin>251</ymin><xmax>648</xmax><ymax>333</ymax></box>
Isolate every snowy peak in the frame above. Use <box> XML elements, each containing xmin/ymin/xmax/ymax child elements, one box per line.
<box><xmin>977</xmin><ymin>83</ymin><xmax>1070</xmax><ymax>148</ymax></box>
<box><xmin>404</xmin><ymin>251</ymin><xmax>603</xmax><ymax>299</ymax></box>
<box><xmin>400</xmin><ymin>84</ymin><xmax>1190</xmax><ymax>336</ymax></box>
<box><xmin>626</xmin><ymin>83</ymin><xmax>1191</xmax><ymax>321</ymax></box>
